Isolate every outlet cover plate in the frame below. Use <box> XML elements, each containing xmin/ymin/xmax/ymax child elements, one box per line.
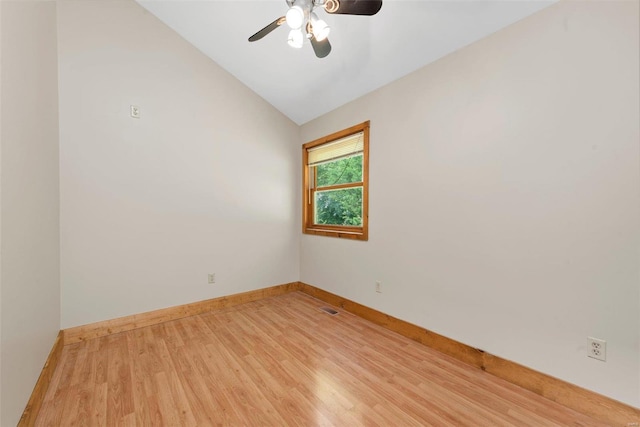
<box><xmin>587</xmin><ymin>337</ymin><xmax>606</xmax><ymax>361</ymax></box>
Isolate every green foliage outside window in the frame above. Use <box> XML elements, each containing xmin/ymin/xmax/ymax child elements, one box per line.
<box><xmin>316</xmin><ymin>155</ymin><xmax>363</xmax><ymax>186</ymax></box>
<box><xmin>314</xmin><ymin>155</ymin><xmax>363</xmax><ymax>226</ymax></box>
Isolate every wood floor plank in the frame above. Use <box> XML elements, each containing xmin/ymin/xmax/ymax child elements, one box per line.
<box><xmin>38</xmin><ymin>345</ymin><xmax>82</xmax><ymax>427</ymax></box>
<box><xmin>37</xmin><ymin>292</ymin><xmax>612</xmax><ymax>426</ymax></box>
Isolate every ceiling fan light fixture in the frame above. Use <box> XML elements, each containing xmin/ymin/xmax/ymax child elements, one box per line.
<box><xmin>287</xmin><ymin>29</ymin><xmax>304</xmax><ymax>48</ymax></box>
<box><xmin>286</xmin><ymin>5</ymin><xmax>305</xmax><ymax>29</ymax></box>
<box><xmin>310</xmin><ymin>12</ymin><xmax>330</xmax><ymax>41</ymax></box>
<box><xmin>248</xmin><ymin>0</ymin><xmax>380</xmax><ymax>58</ymax></box>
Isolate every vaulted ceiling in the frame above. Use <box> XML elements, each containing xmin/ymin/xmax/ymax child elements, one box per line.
<box><xmin>137</xmin><ymin>0</ymin><xmax>556</xmax><ymax>124</ymax></box>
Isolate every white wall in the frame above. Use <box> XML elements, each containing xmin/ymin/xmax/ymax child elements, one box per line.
<box><xmin>0</xmin><ymin>1</ymin><xmax>4</xmax><ymax>419</ymax></box>
<box><xmin>300</xmin><ymin>0</ymin><xmax>640</xmax><ymax>407</ymax></box>
<box><xmin>0</xmin><ymin>1</ymin><xmax>61</xmax><ymax>425</ymax></box>
<box><xmin>0</xmin><ymin>2</ymin><xmax>3</xmax><ymax>419</ymax></box>
<box><xmin>57</xmin><ymin>0</ymin><xmax>300</xmax><ymax>328</ymax></box>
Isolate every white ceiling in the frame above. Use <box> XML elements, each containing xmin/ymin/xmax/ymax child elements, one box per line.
<box><xmin>137</xmin><ymin>0</ymin><xmax>556</xmax><ymax>125</ymax></box>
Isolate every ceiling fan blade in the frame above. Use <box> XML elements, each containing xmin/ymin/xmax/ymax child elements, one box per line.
<box><xmin>248</xmin><ymin>16</ymin><xmax>286</xmax><ymax>42</ymax></box>
<box><xmin>310</xmin><ymin>36</ymin><xmax>331</xmax><ymax>58</ymax></box>
<box><xmin>325</xmin><ymin>0</ymin><xmax>382</xmax><ymax>16</ymax></box>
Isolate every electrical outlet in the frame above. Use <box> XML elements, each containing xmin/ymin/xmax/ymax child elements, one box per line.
<box><xmin>208</xmin><ymin>273</ymin><xmax>215</xmax><ymax>284</ymax></box>
<box><xmin>375</xmin><ymin>281</ymin><xmax>382</xmax><ymax>293</ymax></box>
<box><xmin>587</xmin><ymin>337</ymin><xmax>606</xmax><ymax>361</ymax></box>
<box><xmin>130</xmin><ymin>105</ymin><xmax>140</xmax><ymax>118</ymax></box>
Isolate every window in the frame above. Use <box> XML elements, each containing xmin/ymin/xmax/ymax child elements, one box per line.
<box><xmin>302</xmin><ymin>121</ymin><xmax>369</xmax><ymax>240</ymax></box>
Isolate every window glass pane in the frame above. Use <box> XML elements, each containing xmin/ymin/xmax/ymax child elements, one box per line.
<box><xmin>315</xmin><ymin>187</ymin><xmax>363</xmax><ymax>226</ymax></box>
<box><xmin>315</xmin><ymin>154</ymin><xmax>363</xmax><ymax>187</ymax></box>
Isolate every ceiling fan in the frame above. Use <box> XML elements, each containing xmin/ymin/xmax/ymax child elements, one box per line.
<box><xmin>248</xmin><ymin>0</ymin><xmax>383</xmax><ymax>58</ymax></box>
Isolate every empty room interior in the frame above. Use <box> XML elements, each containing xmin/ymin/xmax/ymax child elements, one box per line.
<box><xmin>1</xmin><ymin>0</ymin><xmax>639</xmax><ymax>425</ymax></box>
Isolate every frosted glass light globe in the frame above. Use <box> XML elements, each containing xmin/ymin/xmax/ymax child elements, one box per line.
<box><xmin>286</xmin><ymin>6</ymin><xmax>304</xmax><ymax>29</ymax></box>
<box><xmin>287</xmin><ymin>29</ymin><xmax>304</xmax><ymax>48</ymax></box>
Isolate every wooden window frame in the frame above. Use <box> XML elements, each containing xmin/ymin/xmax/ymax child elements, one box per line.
<box><xmin>302</xmin><ymin>121</ymin><xmax>369</xmax><ymax>241</ymax></box>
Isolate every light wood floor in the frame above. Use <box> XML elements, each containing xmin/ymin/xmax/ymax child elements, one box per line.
<box><xmin>37</xmin><ymin>292</ymin><xmax>608</xmax><ymax>426</ymax></box>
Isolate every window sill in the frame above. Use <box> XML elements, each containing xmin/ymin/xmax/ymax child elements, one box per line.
<box><xmin>304</xmin><ymin>227</ymin><xmax>367</xmax><ymax>241</ymax></box>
